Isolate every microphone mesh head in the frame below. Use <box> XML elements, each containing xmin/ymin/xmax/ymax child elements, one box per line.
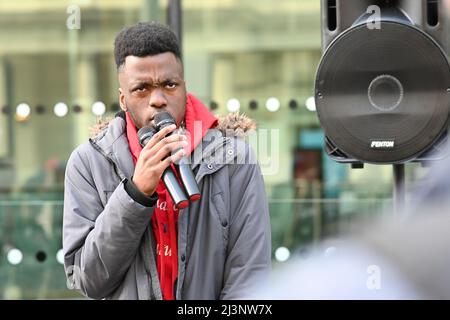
<box><xmin>154</xmin><ymin>111</ymin><xmax>175</xmax><ymax>130</ymax></box>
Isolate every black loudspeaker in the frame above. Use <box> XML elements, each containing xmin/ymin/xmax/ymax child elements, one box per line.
<box><xmin>315</xmin><ymin>0</ymin><xmax>450</xmax><ymax>164</ymax></box>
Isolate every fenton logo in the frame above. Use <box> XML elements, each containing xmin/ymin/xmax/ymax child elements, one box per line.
<box><xmin>371</xmin><ymin>141</ymin><xmax>395</xmax><ymax>149</ymax></box>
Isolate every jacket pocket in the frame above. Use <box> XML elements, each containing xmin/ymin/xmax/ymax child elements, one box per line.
<box><xmin>212</xmin><ymin>193</ymin><xmax>229</xmax><ymax>252</ymax></box>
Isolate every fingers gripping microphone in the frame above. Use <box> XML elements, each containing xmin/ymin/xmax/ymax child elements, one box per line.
<box><xmin>138</xmin><ymin>126</ymin><xmax>156</xmax><ymax>147</ymax></box>
<box><xmin>137</xmin><ymin>126</ymin><xmax>189</xmax><ymax>209</ymax></box>
<box><xmin>154</xmin><ymin>112</ymin><xmax>202</xmax><ymax>202</ymax></box>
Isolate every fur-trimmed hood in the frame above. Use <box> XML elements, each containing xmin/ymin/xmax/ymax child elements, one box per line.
<box><xmin>90</xmin><ymin>112</ymin><xmax>257</xmax><ymax>139</ymax></box>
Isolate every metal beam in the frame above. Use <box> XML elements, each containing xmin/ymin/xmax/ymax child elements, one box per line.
<box><xmin>167</xmin><ymin>0</ymin><xmax>183</xmax><ymax>58</ymax></box>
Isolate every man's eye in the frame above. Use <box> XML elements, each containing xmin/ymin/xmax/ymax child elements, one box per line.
<box><xmin>135</xmin><ymin>86</ymin><xmax>146</xmax><ymax>92</ymax></box>
<box><xmin>165</xmin><ymin>82</ymin><xmax>177</xmax><ymax>89</ymax></box>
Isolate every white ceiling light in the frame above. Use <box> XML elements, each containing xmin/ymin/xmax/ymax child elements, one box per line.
<box><xmin>266</xmin><ymin>97</ymin><xmax>280</xmax><ymax>112</ymax></box>
<box><xmin>306</xmin><ymin>96</ymin><xmax>316</xmax><ymax>112</ymax></box>
<box><xmin>226</xmin><ymin>98</ymin><xmax>240</xmax><ymax>113</ymax></box>
<box><xmin>16</xmin><ymin>103</ymin><xmax>31</xmax><ymax>119</ymax></box>
<box><xmin>56</xmin><ymin>249</ymin><xmax>65</xmax><ymax>265</ymax></box>
<box><xmin>275</xmin><ymin>246</ymin><xmax>290</xmax><ymax>262</ymax></box>
<box><xmin>92</xmin><ymin>101</ymin><xmax>106</xmax><ymax>116</ymax></box>
<box><xmin>54</xmin><ymin>102</ymin><xmax>69</xmax><ymax>117</ymax></box>
<box><xmin>7</xmin><ymin>248</ymin><xmax>23</xmax><ymax>265</ymax></box>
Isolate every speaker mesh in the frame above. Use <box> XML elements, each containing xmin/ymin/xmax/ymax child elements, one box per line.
<box><xmin>315</xmin><ymin>22</ymin><xmax>450</xmax><ymax>163</ymax></box>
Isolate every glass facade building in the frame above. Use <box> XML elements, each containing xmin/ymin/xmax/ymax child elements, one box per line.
<box><xmin>0</xmin><ymin>0</ymin><xmax>429</xmax><ymax>299</ymax></box>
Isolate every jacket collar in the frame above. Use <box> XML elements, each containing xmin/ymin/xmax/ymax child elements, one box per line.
<box><xmin>90</xmin><ymin>116</ymin><xmax>135</xmax><ymax>180</ymax></box>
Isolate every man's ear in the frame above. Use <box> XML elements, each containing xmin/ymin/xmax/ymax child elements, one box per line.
<box><xmin>118</xmin><ymin>88</ymin><xmax>127</xmax><ymax>112</ymax></box>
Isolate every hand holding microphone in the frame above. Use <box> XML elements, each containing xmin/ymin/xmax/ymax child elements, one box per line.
<box><xmin>135</xmin><ymin>111</ymin><xmax>201</xmax><ymax>209</ymax></box>
<box><xmin>153</xmin><ymin>112</ymin><xmax>201</xmax><ymax>203</ymax></box>
<box><xmin>132</xmin><ymin>123</ymin><xmax>187</xmax><ymax>206</ymax></box>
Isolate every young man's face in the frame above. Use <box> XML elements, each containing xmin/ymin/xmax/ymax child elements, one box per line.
<box><xmin>118</xmin><ymin>52</ymin><xmax>187</xmax><ymax>130</ymax></box>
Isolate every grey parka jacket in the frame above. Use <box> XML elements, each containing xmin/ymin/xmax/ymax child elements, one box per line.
<box><xmin>62</xmin><ymin>112</ymin><xmax>271</xmax><ymax>300</ymax></box>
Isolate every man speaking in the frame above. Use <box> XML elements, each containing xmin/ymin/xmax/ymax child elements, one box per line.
<box><xmin>62</xmin><ymin>22</ymin><xmax>271</xmax><ymax>300</ymax></box>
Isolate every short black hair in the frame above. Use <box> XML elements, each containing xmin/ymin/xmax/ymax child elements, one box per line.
<box><xmin>114</xmin><ymin>21</ymin><xmax>181</xmax><ymax>69</ymax></box>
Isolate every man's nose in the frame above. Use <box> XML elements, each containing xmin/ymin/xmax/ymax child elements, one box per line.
<box><xmin>149</xmin><ymin>88</ymin><xmax>167</xmax><ymax>109</ymax></box>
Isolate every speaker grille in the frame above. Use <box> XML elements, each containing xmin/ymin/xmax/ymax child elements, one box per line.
<box><xmin>315</xmin><ymin>22</ymin><xmax>450</xmax><ymax>164</ymax></box>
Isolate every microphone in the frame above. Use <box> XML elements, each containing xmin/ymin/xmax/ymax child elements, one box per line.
<box><xmin>154</xmin><ymin>112</ymin><xmax>201</xmax><ymax>202</ymax></box>
<box><xmin>138</xmin><ymin>126</ymin><xmax>156</xmax><ymax>147</ymax></box>
<box><xmin>137</xmin><ymin>126</ymin><xmax>189</xmax><ymax>209</ymax></box>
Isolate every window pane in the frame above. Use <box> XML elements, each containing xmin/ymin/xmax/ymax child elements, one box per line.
<box><xmin>0</xmin><ymin>0</ymin><xmax>167</xmax><ymax>299</ymax></box>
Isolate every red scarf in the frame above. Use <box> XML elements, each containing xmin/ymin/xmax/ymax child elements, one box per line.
<box><xmin>126</xmin><ymin>93</ymin><xmax>217</xmax><ymax>300</ymax></box>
